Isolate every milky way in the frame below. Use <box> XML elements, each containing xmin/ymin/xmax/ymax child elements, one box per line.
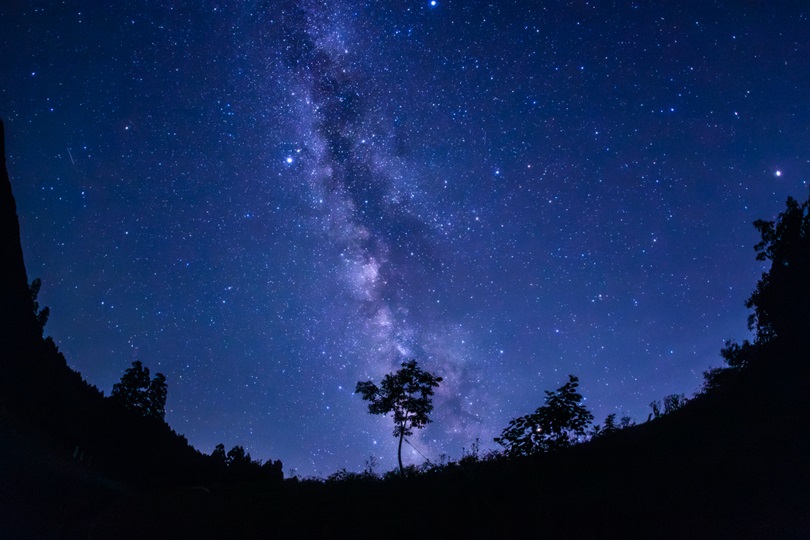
<box><xmin>276</xmin><ymin>1</ymin><xmax>491</xmax><ymax>466</ymax></box>
<box><xmin>1</xmin><ymin>1</ymin><xmax>808</xmax><ymax>476</ymax></box>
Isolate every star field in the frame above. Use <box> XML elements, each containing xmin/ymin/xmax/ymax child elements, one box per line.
<box><xmin>1</xmin><ymin>1</ymin><xmax>808</xmax><ymax>477</ymax></box>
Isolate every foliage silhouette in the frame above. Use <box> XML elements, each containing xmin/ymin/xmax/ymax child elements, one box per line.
<box><xmin>363</xmin><ymin>454</ymin><xmax>379</xmax><ymax>476</ymax></box>
<box><xmin>207</xmin><ymin>443</ymin><xmax>284</xmax><ymax>484</ymax></box>
<box><xmin>459</xmin><ymin>437</ymin><xmax>481</xmax><ymax>465</ymax></box>
<box><xmin>746</xmin><ymin>194</ymin><xmax>810</xmax><ymax>345</ymax></box>
<box><xmin>147</xmin><ymin>372</ymin><xmax>168</xmax><ymax>420</ymax></box>
<box><xmin>591</xmin><ymin>412</ymin><xmax>635</xmax><ymax>438</ymax></box>
<box><xmin>495</xmin><ymin>374</ymin><xmax>593</xmax><ymax>457</ymax></box>
<box><xmin>703</xmin><ymin>190</ymin><xmax>810</xmax><ymax>392</ymax></box>
<box><xmin>111</xmin><ymin>360</ymin><xmax>169</xmax><ymax>421</ymax></box>
<box><xmin>212</xmin><ymin>443</ymin><xmax>227</xmax><ymax>465</ymax></box>
<box><xmin>648</xmin><ymin>393</ymin><xmax>688</xmax><ymax>421</ymax></box>
<box><xmin>261</xmin><ymin>458</ymin><xmax>284</xmax><ymax>483</ymax></box>
<box><xmin>226</xmin><ymin>445</ymin><xmax>251</xmax><ymax>467</ymax></box>
<box><xmin>702</xmin><ymin>340</ymin><xmax>758</xmax><ymax>392</ymax></box>
<box><xmin>355</xmin><ymin>359</ymin><xmax>443</xmax><ymax>475</ymax></box>
<box><xmin>29</xmin><ymin>278</ymin><xmax>49</xmax><ymax>338</ymax></box>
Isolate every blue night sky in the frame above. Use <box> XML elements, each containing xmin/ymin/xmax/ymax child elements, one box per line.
<box><xmin>1</xmin><ymin>1</ymin><xmax>808</xmax><ymax>476</ymax></box>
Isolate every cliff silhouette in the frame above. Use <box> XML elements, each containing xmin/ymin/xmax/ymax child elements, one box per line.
<box><xmin>0</xmin><ymin>119</ymin><xmax>40</xmax><ymax>358</ymax></box>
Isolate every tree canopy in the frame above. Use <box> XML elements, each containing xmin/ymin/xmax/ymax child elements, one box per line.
<box><xmin>111</xmin><ymin>361</ymin><xmax>168</xmax><ymax>421</ymax></box>
<box><xmin>746</xmin><ymin>193</ymin><xmax>810</xmax><ymax>346</ymax></box>
<box><xmin>356</xmin><ymin>359</ymin><xmax>443</xmax><ymax>475</ymax></box>
<box><xmin>495</xmin><ymin>374</ymin><xmax>593</xmax><ymax>457</ymax></box>
<box><xmin>704</xmin><ymin>191</ymin><xmax>810</xmax><ymax>392</ymax></box>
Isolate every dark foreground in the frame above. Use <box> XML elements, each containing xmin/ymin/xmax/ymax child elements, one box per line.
<box><xmin>2</xmin><ymin>344</ymin><xmax>809</xmax><ymax>539</ymax></box>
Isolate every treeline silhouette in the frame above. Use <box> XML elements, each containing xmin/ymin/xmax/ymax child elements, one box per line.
<box><xmin>1</xmin><ymin>116</ymin><xmax>809</xmax><ymax>538</ymax></box>
<box><xmin>282</xmin><ymin>190</ymin><xmax>810</xmax><ymax>538</ymax></box>
<box><xmin>2</xmin><ymin>267</ymin><xmax>283</xmax><ymax>490</ymax></box>
<box><xmin>1</xmin><ymin>282</ymin><xmax>285</xmax><ymax>485</ymax></box>
<box><xmin>0</xmin><ymin>121</ymin><xmax>283</xmax><ymax>537</ymax></box>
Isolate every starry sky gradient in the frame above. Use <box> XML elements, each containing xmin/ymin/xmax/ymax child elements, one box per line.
<box><xmin>2</xmin><ymin>1</ymin><xmax>808</xmax><ymax>476</ymax></box>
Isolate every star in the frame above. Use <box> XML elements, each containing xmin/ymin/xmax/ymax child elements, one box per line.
<box><xmin>3</xmin><ymin>0</ymin><xmax>806</xmax><ymax>478</ymax></box>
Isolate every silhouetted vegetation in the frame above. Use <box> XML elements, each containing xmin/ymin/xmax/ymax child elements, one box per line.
<box><xmin>2</xmin><ymin>117</ymin><xmax>809</xmax><ymax>537</ymax></box>
<box><xmin>591</xmin><ymin>412</ymin><xmax>635</xmax><ymax>438</ymax></box>
<box><xmin>647</xmin><ymin>393</ymin><xmax>688</xmax><ymax>421</ymax></box>
<box><xmin>28</xmin><ymin>278</ymin><xmax>49</xmax><ymax>338</ymax></box>
<box><xmin>111</xmin><ymin>360</ymin><xmax>168</xmax><ymax>422</ymax></box>
<box><xmin>495</xmin><ymin>374</ymin><xmax>593</xmax><ymax>456</ymax></box>
<box><xmin>209</xmin><ymin>443</ymin><xmax>284</xmax><ymax>484</ymax></box>
<box><xmin>356</xmin><ymin>359</ymin><xmax>442</xmax><ymax>475</ymax></box>
<box><xmin>747</xmin><ymin>195</ymin><xmax>810</xmax><ymax>345</ymax></box>
<box><xmin>701</xmin><ymin>191</ymin><xmax>810</xmax><ymax>394</ymax></box>
<box><xmin>702</xmin><ymin>339</ymin><xmax>757</xmax><ymax>393</ymax></box>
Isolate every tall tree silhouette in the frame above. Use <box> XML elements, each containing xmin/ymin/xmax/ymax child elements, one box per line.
<box><xmin>703</xmin><ymin>191</ymin><xmax>810</xmax><ymax>392</ymax></box>
<box><xmin>746</xmin><ymin>193</ymin><xmax>810</xmax><ymax>346</ymax></box>
<box><xmin>146</xmin><ymin>372</ymin><xmax>168</xmax><ymax>420</ymax></box>
<box><xmin>495</xmin><ymin>374</ymin><xmax>593</xmax><ymax>457</ymax></box>
<box><xmin>112</xmin><ymin>361</ymin><xmax>168</xmax><ymax>421</ymax></box>
<box><xmin>356</xmin><ymin>360</ymin><xmax>443</xmax><ymax>476</ymax></box>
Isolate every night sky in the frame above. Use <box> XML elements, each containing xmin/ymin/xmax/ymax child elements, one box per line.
<box><xmin>1</xmin><ymin>1</ymin><xmax>808</xmax><ymax>477</ymax></box>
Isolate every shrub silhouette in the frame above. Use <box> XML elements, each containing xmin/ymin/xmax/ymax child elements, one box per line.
<box><xmin>495</xmin><ymin>374</ymin><xmax>593</xmax><ymax>457</ymax></box>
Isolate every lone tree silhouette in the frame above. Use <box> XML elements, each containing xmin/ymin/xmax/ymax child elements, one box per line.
<box><xmin>356</xmin><ymin>360</ymin><xmax>443</xmax><ymax>476</ymax></box>
<box><xmin>111</xmin><ymin>360</ymin><xmax>168</xmax><ymax>421</ymax></box>
<box><xmin>495</xmin><ymin>374</ymin><xmax>593</xmax><ymax>457</ymax></box>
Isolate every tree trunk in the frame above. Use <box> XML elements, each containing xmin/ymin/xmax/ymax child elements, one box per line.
<box><xmin>398</xmin><ymin>430</ymin><xmax>404</xmax><ymax>476</ymax></box>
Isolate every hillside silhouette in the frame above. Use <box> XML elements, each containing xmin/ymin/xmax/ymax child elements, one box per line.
<box><xmin>1</xmin><ymin>120</ymin><xmax>808</xmax><ymax>538</ymax></box>
<box><xmin>0</xmin><ymin>121</ymin><xmax>282</xmax><ymax>537</ymax></box>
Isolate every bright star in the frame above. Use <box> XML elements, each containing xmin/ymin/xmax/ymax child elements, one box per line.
<box><xmin>775</xmin><ymin>170</ymin><xmax>782</xmax><ymax>177</ymax></box>
<box><xmin>286</xmin><ymin>157</ymin><xmax>293</xmax><ymax>164</ymax></box>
